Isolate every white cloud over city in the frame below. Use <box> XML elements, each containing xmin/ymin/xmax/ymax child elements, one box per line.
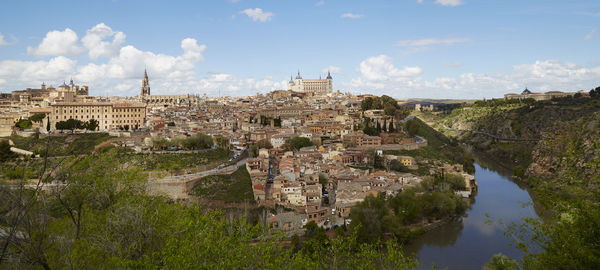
<box><xmin>1</xmin><ymin>23</ymin><xmax>600</xmax><ymax>99</ymax></box>
<box><xmin>396</xmin><ymin>37</ymin><xmax>471</xmax><ymax>47</ymax></box>
<box><xmin>0</xmin><ymin>23</ymin><xmax>288</xmax><ymax>96</ymax></box>
<box><xmin>322</xmin><ymin>66</ymin><xmax>341</xmax><ymax>74</ymax></box>
<box><xmin>341</xmin><ymin>13</ymin><xmax>364</xmax><ymax>19</ymax></box>
<box><xmin>27</xmin><ymin>28</ymin><xmax>83</xmax><ymax>57</ymax></box>
<box><xmin>0</xmin><ymin>33</ymin><xmax>11</xmax><ymax>46</ymax></box>
<box><xmin>348</xmin><ymin>55</ymin><xmax>600</xmax><ymax>98</ymax></box>
<box><xmin>240</xmin><ymin>8</ymin><xmax>275</xmax><ymax>22</ymax></box>
<box><xmin>435</xmin><ymin>0</ymin><xmax>464</xmax><ymax>7</ymax></box>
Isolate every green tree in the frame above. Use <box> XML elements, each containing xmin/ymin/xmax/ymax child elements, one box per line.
<box><xmin>484</xmin><ymin>253</ymin><xmax>519</xmax><ymax>270</ymax></box>
<box><xmin>384</xmin><ymin>103</ymin><xmax>397</xmax><ymax>117</ymax></box>
<box><xmin>361</xmin><ymin>97</ymin><xmax>374</xmax><ymax>111</ymax></box>
<box><xmin>405</xmin><ymin>119</ymin><xmax>419</xmax><ymax>136</ymax></box>
<box><xmin>28</xmin><ymin>113</ymin><xmax>46</xmax><ymax>123</ymax></box>
<box><xmin>389</xmin><ymin>159</ymin><xmax>409</xmax><ymax>172</ymax></box>
<box><xmin>85</xmin><ymin>119</ymin><xmax>99</xmax><ymax>131</ymax></box>
<box><xmin>15</xmin><ymin>119</ymin><xmax>33</xmax><ymax>129</ymax></box>
<box><xmin>249</xmin><ymin>144</ymin><xmax>258</xmax><ymax>157</ymax></box>
<box><xmin>0</xmin><ymin>140</ymin><xmax>15</xmax><ymax>162</ymax></box>
<box><xmin>349</xmin><ymin>195</ymin><xmax>387</xmax><ymax>243</ymax></box>
<box><xmin>513</xmin><ymin>165</ymin><xmax>525</xmax><ymax>178</ymax></box>
<box><xmin>256</xmin><ymin>139</ymin><xmax>273</xmax><ymax>149</ymax></box>
<box><xmin>445</xmin><ymin>174</ymin><xmax>467</xmax><ymax>191</ymax></box>
<box><xmin>318</xmin><ymin>173</ymin><xmax>328</xmax><ymax>186</ymax></box>
<box><xmin>286</xmin><ymin>137</ymin><xmax>313</xmax><ymax>150</ymax></box>
<box><xmin>504</xmin><ymin>201</ymin><xmax>600</xmax><ymax>269</ymax></box>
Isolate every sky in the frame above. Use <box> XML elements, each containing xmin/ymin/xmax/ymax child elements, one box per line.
<box><xmin>0</xmin><ymin>0</ymin><xmax>599</xmax><ymax>99</ymax></box>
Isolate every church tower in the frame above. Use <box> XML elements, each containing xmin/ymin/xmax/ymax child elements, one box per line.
<box><xmin>141</xmin><ymin>69</ymin><xmax>151</xmax><ymax>96</ymax></box>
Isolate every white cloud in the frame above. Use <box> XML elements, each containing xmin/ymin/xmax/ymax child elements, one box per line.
<box><xmin>240</xmin><ymin>8</ymin><xmax>274</xmax><ymax>22</ymax></box>
<box><xmin>316</xmin><ymin>1</ymin><xmax>325</xmax><ymax>6</ymax></box>
<box><xmin>584</xmin><ymin>29</ymin><xmax>596</xmax><ymax>41</ymax></box>
<box><xmin>0</xmin><ymin>23</ymin><xmax>293</xmax><ymax>96</ymax></box>
<box><xmin>417</xmin><ymin>0</ymin><xmax>424</xmax><ymax>3</ymax></box>
<box><xmin>0</xmin><ymin>56</ymin><xmax>76</xmax><ymax>85</ymax></box>
<box><xmin>27</xmin><ymin>28</ymin><xmax>83</xmax><ymax>56</ymax></box>
<box><xmin>0</xmin><ymin>33</ymin><xmax>10</xmax><ymax>46</ymax></box>
<box><xmin>356</xmin><ymin>55</ymin><xmax>422</xmax><ymax>81</ymax></box>
<box><xmin>322</xmin><ymin>65</ymin><xmax>341</xmax><ymax>74</ymax></box>
<box><xmin>74</xmin><ymin>37</ymin><xmax>206</xmax><ymax>84</ymax></box>
<box><xmin>82</xmin><ymin>23</ymin><xmax>126</xmax><ymax>60</ymax></box>
<box><xmin>396</xmin><ymin>37</ymin><xmax>471</xmax><ymax>47</ymax></box>
<box><xmin>349</xmin><ymin>56</ymin><xmax>600</xmax><ymax>99</ymax></box>
<box><xmin>341</xmin><ymin>13</ymin><xmax>364</xmax><ymax>19</ymax></box>
<box><xmin>443</xmin><ymin>61</ymin><xmax>462</xmax><ymax>67</ymax></box>
<box><xmin>435</xmin><ymin>0</ymin><xmax>464</xmax><ymax>7</ymax></box>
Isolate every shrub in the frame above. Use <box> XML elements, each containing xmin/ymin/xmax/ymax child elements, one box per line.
<box><xmin>513</xmin><ymin>165</ymin><xmax>525</xmax><ymax>178</ymax></box>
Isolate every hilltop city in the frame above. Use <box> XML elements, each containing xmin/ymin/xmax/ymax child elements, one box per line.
<box><xmin>2</xmin><ymin>66</ymin><xmax>599</xmax><ymax>269</ymax></box>
<box><xmin>0</xmin><ymin>70</ymin><xmax>485</xmax><ymax>230</ymax></box>
<box><xmin>2</xmin><ymin>66</ymin><xmax>589</xmax><ymax>233</ymax></box>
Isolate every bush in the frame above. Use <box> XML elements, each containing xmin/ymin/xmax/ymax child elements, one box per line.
<box><xmin>0</xmin><ymin>140</ymin><xmax>15</xmax><ymax>162</ymax></box>
<box><xmin>177</xmin><ymin>133</ymin><xmax>213</xmax><ymax>150</ymax></box>
<box><xmin>513</xmin><ymin>165</ymin><xmax>525</xmax><ymax>178</ymax></box>
<box><xmin>405</xmin><ymin>119</ymin><xmax>420</xmax><ymax>136</ymax></box>
<box><xmin>286</xmin><ymin>137</ymin><xmax>313</xmax><ymax>150</ymax></box>
<box><xmin>15</xmin><ymin>119</ymin><xmax>32</xmax><ymax>129</ymax></box>
<box><xmin>28</xmin><ymin>113</ymin><xmax>46</xmax><ymax>123</ymax></box>
<box><xmin>256</xmin><ymin>139</ymin><xmax>273</xmax><ymax>149</ymax></box>
<box><xmin>484</xmin><ymin>253</ymin><xmax>519</xmax><ymax>270</ymax></box>
<box><xmin>389</xmin><ymin>159</ymin><xmax>409</xmax><ymax>172</ymax></box>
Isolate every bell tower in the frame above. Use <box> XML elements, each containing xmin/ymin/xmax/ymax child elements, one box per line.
<box><xmin>141</xmin><ymin>69</ymin><xmax>151</xmax><ymax>96</ymax></box>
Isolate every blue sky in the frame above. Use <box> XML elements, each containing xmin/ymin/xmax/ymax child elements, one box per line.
<box><xmin>0</xmin><ymin>0</ymin><xmax>599</xmax><ymax>98</ymax></box>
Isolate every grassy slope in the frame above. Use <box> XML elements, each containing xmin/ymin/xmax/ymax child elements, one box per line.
<box><xmin>10</xmin><ymin>133</ymin><xmax>111</xmax><ymax>156</ymax></box>
<box><xmin>384</xmin><ymin>118</ymin><xmax>473</xmax><ymax>175</ymax></box>
<box><xmin>190</xmin><ymin>166</ymin><xmax>254</xmax><ymax>203</ymax></box>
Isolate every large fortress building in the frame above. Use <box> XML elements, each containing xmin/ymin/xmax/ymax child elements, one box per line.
<box><xmin>288</xmin><ymin>71</ymin><xmax>332</xmax><ymax>95</ymax></box>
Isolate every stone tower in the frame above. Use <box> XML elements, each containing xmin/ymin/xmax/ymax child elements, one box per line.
<box><xmin>141</xmin><ymin>69</ymin><xmax>151</xmax><ymax>96</ymax></box>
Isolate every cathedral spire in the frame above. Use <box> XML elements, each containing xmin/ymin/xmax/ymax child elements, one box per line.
<box><xmin>141</xmin><ymin>69</ymin><xmax>150</xmax><ymax>96</ymax></box>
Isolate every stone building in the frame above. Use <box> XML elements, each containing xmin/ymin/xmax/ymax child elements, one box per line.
<box><xmin>288</xmin><ymin>71</ymin><xmax>332</xmax><ymax>95</ymax></box>
<box><xmin>138</xmin><ymin>70</ymin><xmax>200</xmax><ymax>107</ymax></box>
<box><xmin>504</xmin><ymin>88</ymin><xmax>589</xmax><ymax>101</ymax></box>
<box><xmin>50</xmin><ymin>101</ymin><xmax>146</xmax><ymax>131</ymax></box>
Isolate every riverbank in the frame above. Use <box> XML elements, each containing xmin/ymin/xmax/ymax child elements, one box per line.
<box><xmin>405</xmin><ymin>163</ymin><xmax>539</xmax><ymax>269</ymax></box>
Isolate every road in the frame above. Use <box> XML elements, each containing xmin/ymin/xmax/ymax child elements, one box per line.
<box><xmin>152</xmin><ymin>157</ymin><xmax>248</xmax><ymax>182</ymax></box>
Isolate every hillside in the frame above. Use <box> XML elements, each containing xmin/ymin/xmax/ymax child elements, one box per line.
<box><xmin>419</xmin><ymin>96</ymin><xmax>600</xmax><ymax>209</ymax></box>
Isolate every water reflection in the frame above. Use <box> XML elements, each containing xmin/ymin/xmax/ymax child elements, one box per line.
<box><xmin>405</xmin><ymin>163</ymin><xmax>538</xmax><ymax>269</ymax></box>
<box><xmin>411</xmin><ymin>219</ymin><xmax>464</xmax><ymax>249</ymax></box>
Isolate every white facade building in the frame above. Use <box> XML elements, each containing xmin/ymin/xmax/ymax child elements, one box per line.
<box><xmin>289</xmin><ymin>71</ymin><xmax>333</xmax><ymax>95</ymax></box>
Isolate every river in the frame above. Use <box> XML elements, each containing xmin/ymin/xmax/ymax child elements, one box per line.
<box><xmin>405</xmin><ymin>163</ymin><xmax>539</xmax><ymax>269</ymax></box>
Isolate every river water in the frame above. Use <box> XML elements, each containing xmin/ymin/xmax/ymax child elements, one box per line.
<box><xmin>406</xmin><ymin>163</ymin><xmax>539</xmax><ymax>269</ymax></box>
